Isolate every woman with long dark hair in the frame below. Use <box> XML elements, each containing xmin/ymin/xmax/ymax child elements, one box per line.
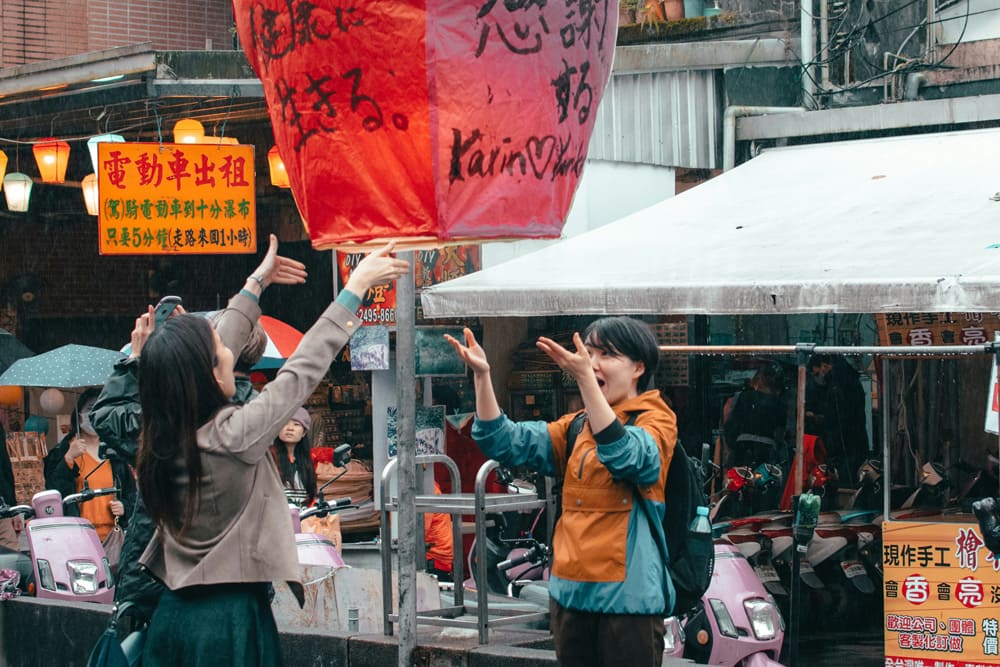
<box><xmin>135</xmin><ymin>238</ymin><xmax>407</xmax><ymax>666</ymax></box>
<box><xmin>271</xmin><ymin>407</ymin><xmax>316</xmax><ymax>507</ymax></box>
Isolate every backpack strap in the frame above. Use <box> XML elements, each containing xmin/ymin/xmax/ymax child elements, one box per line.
<box><xmin>563</xmin><ymin>411</ymin><xmax>642</xmax><ymax>477</ymax></box>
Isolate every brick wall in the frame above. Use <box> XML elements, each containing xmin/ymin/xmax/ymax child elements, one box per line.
<box><xmin>0</xmin><ymin>0</ymin><xmax>234</xmax><ymax>68</ymax></box>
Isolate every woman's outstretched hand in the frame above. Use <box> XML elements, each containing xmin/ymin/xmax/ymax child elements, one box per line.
<box><xmin>537</xmin><ymin>332</ymin><xmax>593</xmax><ymax>383</ymax></box>
<box><xmin>444</xmin><ymin>328</ymin><xmax>490</xmax><ymax>375</ymax></box>
<box><xmin>251</xmin><ymin>234</ymin><xmax>309</xmax><ymax>288</ymax></box>
<box><xmin>344</xmin><ymin>241</ymin><xmax>410</xmax><ymax>296</ymax></box>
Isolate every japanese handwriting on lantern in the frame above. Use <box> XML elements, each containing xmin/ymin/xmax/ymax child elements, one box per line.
<box><xmin>956</xmin><ymin>528</ymin><xmax>985</xmax><ymax>571</ymax></box>
<box><xmin>475</xmin><ymin>0</ymin><xmax>551</xmax><ymax>58</ymax></box>
<box><xmin>134</xmin><ymin>152</ymin><xmax>164</xmax><ymax>187</ymax></box>
<box><xmin>558</xmin><ymin>0</ymin><xmax>610</xmax><ymax>52</ymax></box>
<box><xmin>104</xmin><ymin>150</ymin><xmax>131</xmax><ymax>189</ymax></box>
<box><xmin>248</xmin><ymin>0</ymin><xmax>341</xmax><ymax>69</ymax></box>
<box><xmin>552</xmin><ymin>59</ymin><xmax>593</xmax><ymax>125</ymax></box>
<box><xmin>962</xmin><ymin>327</ymin><xmax>988</xmax><ymax>344</ymax></box>
<box><xmin>166</xmin><ymin>151</ymin><xmax>193</xmax><ymax>191</ymax></box>
<box><xmin>957</xmin><ymin>576</ymin><xmax>985</xmax><ymax>608</ymax></box>
<box><xmin>902</xmin><ymin>574</ymin><xmax>929</xmax><ymax>604</ymax></box>
<box><xmin>908</xmin><ymin>328</ymin><xmax>933</xmax><ymax>345</ymax></box>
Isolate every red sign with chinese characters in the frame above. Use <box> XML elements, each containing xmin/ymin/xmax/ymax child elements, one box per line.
<box><xmin>337</xmin><ymin>244</ymin><xmax>481</xmax><ymax>326</ymax></box>
<box><xmin>883</xmin><ymin>520</ymin><xmax>1000</xmax><ymax>666</ymax></box>
<box><xmin>233</xmin><ymin>0</ymin><xmax>616</xmax><ymax>247</ymax></box>
<box><xmin>97</xmin><ymin>143</ymin><xmax>256</xmax><ymax>255</ymax></box>
<box><xmin>876</xmin><ymin>313</ymin><xmax>1000</xmax><ymax>348</ymax></box>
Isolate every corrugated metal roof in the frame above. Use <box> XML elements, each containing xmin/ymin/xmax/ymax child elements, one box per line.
<box><xmin>588</xmin><ymin>68</ymin><xmax>721</xmax><ymax>169</ymax></box>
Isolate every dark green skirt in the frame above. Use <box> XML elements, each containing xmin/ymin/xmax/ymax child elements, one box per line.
<box><xmin>141</xmin><ymin>582</ymin><xmax>283</xmax><ymax>667</ymax></box>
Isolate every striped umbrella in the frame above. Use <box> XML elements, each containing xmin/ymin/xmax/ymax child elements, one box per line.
<box><xmin>121</xmin><ymin>313</ymin><xmax>303</xmax><ymax>370</ymax></box>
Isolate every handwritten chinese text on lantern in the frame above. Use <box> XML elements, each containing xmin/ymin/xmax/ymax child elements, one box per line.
<box><xmin>233</xmin><ymin>0</ymin><xmax>616</xmax><ymax>247</ymax></box>
<box><xmin>97</xmin><ymin>142</ymin><xmax>256</xmax><ymax>256</ymax></box>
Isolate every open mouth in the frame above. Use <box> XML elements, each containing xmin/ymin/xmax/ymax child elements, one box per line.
<box><xmin>596</xmin><ymin>378</ymin><xmax>606</xmax><ymax>387</ymax></box>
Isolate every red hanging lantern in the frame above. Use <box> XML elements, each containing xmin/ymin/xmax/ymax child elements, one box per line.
<box><xmin>33</xmin><ymin>138</ymin><xmax>71</xmax><ymax>184</ymax></box>
<box><xmin>234</xmin><ymin>1</ymin><xmax>617</xmax><ymax>247</ymax></box>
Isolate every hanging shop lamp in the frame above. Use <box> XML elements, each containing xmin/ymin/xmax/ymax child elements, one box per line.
<box><xmin>32</xmin><ymin>138</ymin><xmax>71</xmax><ymax>183</ymax></box>
<box><xmin>173</xmin><ymin>119</ymin><xmax>205</xmax><ymax>144</ymax></box>
<box><xmin>0</xmin><ymin>151</ymin><xmax>7</xmax><ymax>187</ymax></box>
<box><xmin>87</xmin><ymin>133</ymin><xmax>125</xmax><ymax>173</ymax></box>
<box><xmin>3</xmin><ymin>173</ymin><xmax>32</xmax><ymax>212</ymax></box>
<box><xmin>81</xmin><ymin>173</ymin><xmax>99</xmax><ymax>216</ymax></box>
<box><xmin>267</xmin><ymin>146</ymin><xmax>290</xmax><ymax>188</ymax></box>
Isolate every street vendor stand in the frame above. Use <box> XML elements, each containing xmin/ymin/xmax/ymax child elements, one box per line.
<box><xmin>421</xmin><ymin>128</ymin><xmax>1000</xmax><ymax>665</ymax></box>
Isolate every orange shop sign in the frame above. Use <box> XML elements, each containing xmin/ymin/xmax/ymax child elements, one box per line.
<box><xmin>883</xmin><ymin>520</ymin><xmax>1000</xmax><ymax>666</ymax></box>
<box><xmin>876</xmin><ymin>312</ymin><xmax>1000</xmax><ymax>347</ymax></box>
<box><xmin>97</xmin><ymin>142</ymin><xmax>256</xmax><ymax>255</ymax></box>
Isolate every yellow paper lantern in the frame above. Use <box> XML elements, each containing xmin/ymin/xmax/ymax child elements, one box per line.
<box><xmin>268</xmin><ymin>146</ymin><xmax>290</xmax><ymax>188</ymax></box>
<box><xmin>0</xmin><ymin>385</ymin><xmax>23</xmax><ymax>407</ymax></box>
<box><xmin>32</xmin><ymin>137</ymin><xmax>71</xmax><ymax>183</ymax></box>
<box><xmin>82</xmin><ymin>173</ymin><xmax>99</xmax><ymax>216</ymax></box>
<box><xmin>0</xmin><ymin>151</ymin><xmax>7</xmax><ymax>187</ymax></box>
<box><xmin>173</xmin><ymin>119</ymin><xmax>205</xmax><ymax>144</ymax></box>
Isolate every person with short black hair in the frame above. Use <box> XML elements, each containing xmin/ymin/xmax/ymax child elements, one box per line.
<box><xmin>445</xmin><ymin>316</ymin><xmax>677</xmax><ymax>667</ymax></box>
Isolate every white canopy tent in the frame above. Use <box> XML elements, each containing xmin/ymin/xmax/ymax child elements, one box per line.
<box><xmin>421</xmin><ymin>127</ymin><xmax>1000</xmax><ymax>318</ymax></box>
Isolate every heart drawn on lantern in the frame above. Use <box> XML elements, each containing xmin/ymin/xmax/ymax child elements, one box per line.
<box><xmin>526</xmin><ymin>136</ymin><xmax>557</xmax><ymax>181</ymax></box>
<box><xmin>234</xmin><ymin>1</ymin><xmax>617</xmax><ymax>246</ymax></box>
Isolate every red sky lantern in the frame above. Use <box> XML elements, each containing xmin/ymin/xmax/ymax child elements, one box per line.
<box><xmin>234</xmin><ymin>1</ymin><xmax>616</xmax><ymax>248</ymax></box>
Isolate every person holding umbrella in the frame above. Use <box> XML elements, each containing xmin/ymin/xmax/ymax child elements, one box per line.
<box><xmin>43</xmin><ymin>388</ymin><xmax>136</xmax><ymax>542</ymax></box>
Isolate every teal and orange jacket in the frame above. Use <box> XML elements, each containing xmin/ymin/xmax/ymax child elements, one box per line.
<box><xmin>471</xmin><ymin>389</ymin><xmax>677</xmax><ymax>615</ymax></box>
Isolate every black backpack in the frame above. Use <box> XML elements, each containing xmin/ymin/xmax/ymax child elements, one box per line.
<box><xmin>563</xmin><ymin>412</ymin><xmax>714</xmax><ymax>616</ymax></box>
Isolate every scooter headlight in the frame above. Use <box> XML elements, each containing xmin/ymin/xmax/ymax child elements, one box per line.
<box><xmin>744</xmin><ymin>598</ymin><xmax>779</xmax><ymax>640</ymax></box>
<box><xmin>662</xmin><ymin>616</ymin><xmax>685</xmax><ymax>653</ymax></box>
<box><xmin>709</xmin><ymin>598</ymin><xmax>739</xmax><ymax>638</ymax></box>
<box><xmin>67</xmin><ymin>560</ymin><xmax>99</xmax><ymax>594</ymax></box>
<box><xmin>36</xmin><ymin>559</ymin><xmax>56</xmax><ymax>591</ymax></box>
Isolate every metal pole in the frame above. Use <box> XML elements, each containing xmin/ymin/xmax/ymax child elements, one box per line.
<box><xmin>801</xmin><ymin>0</ymin><xmax>816</xmax><ymax>108</ymax></box>
<box><xmin>788</xmin><ymin>495</ymin><xmax>801</xmax><ymax>667</ymax></box>
<box><xmin>882</xmin><ymin>356</ymin><xmax>891</xmax><ymax>523</ymax></box>
<box><xmin>795</xmin><ymin>345</ymin><xmax>813</xmax><ymax>497</ymax></box>
<box><xmin>396</xmin><ymin>252</ymin><xmax>417</xmax><ymax>667</ymax></box>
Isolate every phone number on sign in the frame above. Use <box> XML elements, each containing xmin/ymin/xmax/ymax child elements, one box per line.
<box><xmin>359</xmin><ymin>308</ymin><xmax>396</xmax><ymax>324</ymax></box>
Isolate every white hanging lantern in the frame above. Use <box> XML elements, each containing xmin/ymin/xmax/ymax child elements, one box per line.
<box><xmin>39</xmin><ymin>388</ymin><xmax>66</xmax><ymax>414</ymax></box>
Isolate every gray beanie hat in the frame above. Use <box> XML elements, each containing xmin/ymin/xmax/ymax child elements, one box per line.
<box><xmin>291</xmin><ymin>407</ymin><xmax>311</xmax><ymax>431</ymax></box>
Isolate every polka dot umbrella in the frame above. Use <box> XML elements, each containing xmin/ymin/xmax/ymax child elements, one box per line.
<box><xmin>0</xmin><ymin>344</ymin><xmax>125</xmax><ymax>388</ymax></box>
<box><xmin>120</xmin><ymin>313</ymin><xmax>303</xmax><ymax>371</ymax></box>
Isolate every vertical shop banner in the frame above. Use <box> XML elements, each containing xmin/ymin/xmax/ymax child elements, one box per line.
<box><xmin>883</xmin><ymin>520</ymin><xmax>1000</xmax><ymax>666</ymax></box>
<box><xmin>876</xmin><ymin>313</ymin><xmax>1000</xmax><ymax>347</ymax></box>
<box><xmin>233</xmin><ymin>1</ymin><xmax>616</xmax><ymax>247</ymax></box>
<box><xmin>97</xmin><ymin>143</ymin><xmax>256</xmax><ymax>255</ymax></box>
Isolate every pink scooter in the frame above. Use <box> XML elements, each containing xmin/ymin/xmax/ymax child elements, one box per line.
<box><xmin>665</xmin><ymin>540</ymin><xmax>785</xmax><ymax>666</ymax></box>
<box><xmin>291</xmin><ymin>443</ymin><xmax>356</xmax><ymax>568</ymax></box>
<box><xmin>3</xmin><ymin>481</ymin><xmax>118</xmax><ymax>604</ymax></box>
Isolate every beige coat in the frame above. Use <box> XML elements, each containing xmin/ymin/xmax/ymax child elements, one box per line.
<box><xmin>140</xmin><ymin>293</ymin><xmax>362</xmax><ymax>601</ymax></box>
